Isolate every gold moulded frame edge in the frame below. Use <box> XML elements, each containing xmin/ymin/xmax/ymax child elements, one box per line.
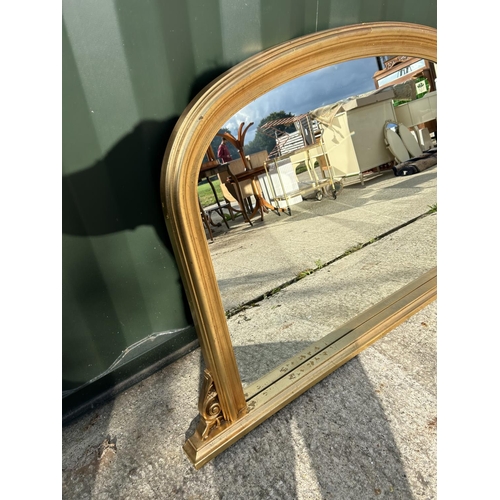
<box><xmin>160</xmin><ymin>21</ymin><xmax>437</xmax><ymax>469</ymax></box>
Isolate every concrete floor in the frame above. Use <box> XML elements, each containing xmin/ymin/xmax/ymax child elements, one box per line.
<box><xmin>62</xmin><ymin>166</ymin><xmax>437</xmax><ymax>499</ymax></box>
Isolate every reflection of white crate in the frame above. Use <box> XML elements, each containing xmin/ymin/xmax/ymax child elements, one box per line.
<box><xmin>258</xmin><ymin>158</ymin><xmax>303</xmax><ymax>209</ymax></box>
<box><xmin>417</xmin><ymin>127</ymin><xmax>433</xmax><ymax>150</ymax></box>
<box><xmin>320</xmin><ymin>99</ymin><xmax>397</xmax><ymax>175</ymax></box>
<box><xmin>395</xmin><ymin>91</ymin><xmax>437</xmax><ymax>127</ymax></box>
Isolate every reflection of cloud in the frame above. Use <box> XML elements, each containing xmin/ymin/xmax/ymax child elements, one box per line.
<box><xmin>224</xmin><ymin>57</ymin><xmax>380</xmax><ymax>143</ymax></box>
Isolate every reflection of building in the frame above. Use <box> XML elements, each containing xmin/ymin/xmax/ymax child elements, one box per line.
<box><xmin>374</xmin><ymin>56</ymin><xmax>437</xmax><ymax>92</ymax></box>
<box><xmin>374</xmin><ymin>56</ymin><xmax>437</xmax><ymax>139</ymax></box>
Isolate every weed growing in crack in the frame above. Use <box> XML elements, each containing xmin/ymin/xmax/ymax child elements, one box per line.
<box><xmin>296</xmin><ymin>269</ymin><xmax>314</xmax><ymax>279</ymax></box>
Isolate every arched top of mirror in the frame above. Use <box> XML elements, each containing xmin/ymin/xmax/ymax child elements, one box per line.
<box><xmin>221</xmin><ymin>56</ymin><xmax>385</xmax><ymax>147</ymax></box>
<box><xmin>162</xmin><ymin>22</ymin><xmax>435</xmax><ymax>218</ymax></box>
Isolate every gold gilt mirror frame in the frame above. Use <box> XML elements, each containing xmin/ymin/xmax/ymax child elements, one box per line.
<box><xmin>160</xmin><ymin>22</ymin><xmax>437</xmax><ymax>469</ymax></box>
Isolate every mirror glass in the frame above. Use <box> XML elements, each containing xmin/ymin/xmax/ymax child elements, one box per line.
<box><xmin>197</xmin><ymin>55</ymin><xmax>437</xmax><ymax>389</ymax></box>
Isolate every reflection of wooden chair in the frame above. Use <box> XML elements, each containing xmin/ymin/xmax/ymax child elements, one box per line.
<box><xmin>216</xmin><ymin>125</ymin><xmax>284</xmax><ymax>221</ymax></box>
<box><xmin>247</xmin><ymin>150</ymin><xmax>269</xmax><ymax>170</ymax></box>
<box><xmin>219</xmin><ymin>158</ymin><xmax>256</xmax><ymax>224</ymax></box>
<box><xmin>228</xmin><ymin>158</ymin><xmax>255</xmax><ymax>206</ymax></box>
<box><xmin>204</xmin><ymin>200</ymin><xmax>232</xmax><ymax>229</ymax></box>
<box><xmin>199</xmin><ymin>196</ymin><xmax>213</xmax><ymax>242</ymax></box>
<box><xmin>198</xmin><ymin>145</ymin><xmax>234</xmax><ymax>232</ymax></box>
<box><xmin>217</xmin><ymin>179</ymin><xmax>243</xmax><ymax>216</ymax></box>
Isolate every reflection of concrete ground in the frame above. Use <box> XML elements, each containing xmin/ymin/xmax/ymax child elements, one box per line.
<box><xmin>228</xmin><ymin>213</ymin><xmax>436</xmax><ymax>386</ymax></box>
<box><xmin>62</xmin><ymin>166</ymin><xmax>436</xmax><ymax>499</ymax></box>
<box><xmin>208</xmin><ymin>167</ymin><xmax>437</xmax><ymax>311</ymax></box>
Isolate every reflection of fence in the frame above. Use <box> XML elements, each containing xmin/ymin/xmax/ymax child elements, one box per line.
<box><xmin>276</xmin><ymin>125</ymin><xmax>322</xmax><ymax>156</ymax></box>
<box><xmin>258</xmin><ymin>114</ymin><xmax>321</xmax><ymax>158</ymax></box>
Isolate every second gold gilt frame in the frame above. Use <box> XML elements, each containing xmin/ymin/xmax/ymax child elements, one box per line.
<box><xmin>160</xmin><ymin>22</ymin><xmax>437</xmax><ymax>469</ymax></box>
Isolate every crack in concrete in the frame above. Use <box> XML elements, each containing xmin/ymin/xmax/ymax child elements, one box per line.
<box><xmin>225</xmin><ymin>210</ymin><xmax>436</xmax><ymax>319</ymax></box>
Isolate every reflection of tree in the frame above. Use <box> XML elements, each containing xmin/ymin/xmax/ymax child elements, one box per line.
<box><xmin>245</xmin><ymin>111</ymin><xmax>296</xmax><ymax>154</ymax></box>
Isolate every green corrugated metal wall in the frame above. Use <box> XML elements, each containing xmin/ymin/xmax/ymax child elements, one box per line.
<box><xmin>62</xmin><ymin>0</ymin><xmax>437</xmax><ymax>420</ymax></box>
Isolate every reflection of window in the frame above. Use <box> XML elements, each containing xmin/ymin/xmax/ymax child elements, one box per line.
<box><xmin>377</xmin><ymin>59</ymin><xmax>426</xmax><ymax>87</ymax></box>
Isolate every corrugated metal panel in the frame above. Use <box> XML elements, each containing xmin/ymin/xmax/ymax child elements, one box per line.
<box><xmin>62</xmin><ymin>0</ymin><xmax>437</xmax><ymax>417</ymax></box>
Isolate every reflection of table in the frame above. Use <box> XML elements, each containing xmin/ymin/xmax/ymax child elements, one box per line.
<box><xmin>198</xmin><ymin>161</ymin><xmax>232</xmax><ymax>229</ymax></box>
<box><xmin>228</xmin><ymin>165</ymin><xmax>288</xmax><ymax>220</ymax></box>
<box><xmin>199</xmin><ymin>160</ymin><xmax>230</xmax><ymax>180</ymax></box>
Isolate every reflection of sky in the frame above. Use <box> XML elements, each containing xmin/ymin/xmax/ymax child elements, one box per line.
<box><xmin>224</xmin><ymin>57</ymin><xmax>380</xmax><ymax>142</ymax></box>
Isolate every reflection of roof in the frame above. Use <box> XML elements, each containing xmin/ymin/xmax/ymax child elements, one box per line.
<box><xmin>259</xmin><ymin>113</ymin><xmax>310</xmax><ymax>130</ymax></box>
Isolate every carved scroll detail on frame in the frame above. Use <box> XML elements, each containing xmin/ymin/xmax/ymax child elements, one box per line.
<box><xmin>198</xmin><ymin>369</ymin><xmax>225</xmax><ymax>440</ymax></box>
<box><xmin>161</xmin><ymin>21</ymin><xmax>437</xmax><ymax>469</ymax></box>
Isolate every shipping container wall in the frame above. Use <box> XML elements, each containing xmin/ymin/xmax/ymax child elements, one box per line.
<box><xmin>62</xmin><ymin>0</ymin><xmax>437</xmax><ymax>420</ymax></box>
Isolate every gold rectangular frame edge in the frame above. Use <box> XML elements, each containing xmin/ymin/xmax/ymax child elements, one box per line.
<box><xmin>184</xmin><ymin>267</ymin><xmax>437</xmax><ymax>469</ymax></box>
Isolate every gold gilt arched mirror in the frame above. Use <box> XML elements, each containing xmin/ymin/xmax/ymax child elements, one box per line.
<box><xmin>160</xmin><ymin>22</ymin><xmax>437</xmax><ymax>469</ymax></box>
